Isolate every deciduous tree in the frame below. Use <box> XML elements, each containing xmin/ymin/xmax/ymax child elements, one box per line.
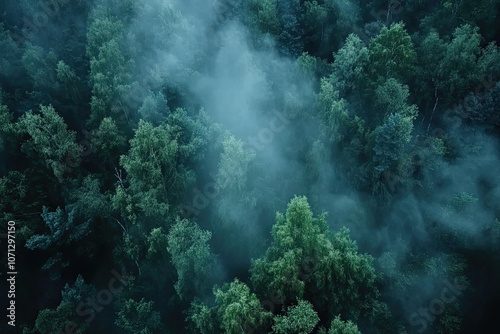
<box><xmin>368</xmin><ymin>23</ymin><xmax>416</xmax><ymax>84</ymax></box>
<box><xmin>115</xmin><ymin>298</ymin><xmax>162</xmax><ymax>334</ymax></box>
<box><xmin>17</xmin><ymin>105</ymin><xmax>83</xmax><ymax>181</ymax></box>
<box><xmin>273</xmin><ymin>300</ymin><xmax>319</xmax><ymax>334</ymax></box>
<box><xmin>167</xmin><ymin>218</ymin><xmax>214</xmax><ymax>300</ymax></box>
<box><xmin>251</xmin><ymin>196</ymin><xmax>377</xmax><ymax>322</ymax></box>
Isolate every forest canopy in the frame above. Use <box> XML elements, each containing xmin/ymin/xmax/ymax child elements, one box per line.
<box><xmin>1</xmin><ymin>0</ymin><xmax>499</xmax><ymax>333</ymax></box>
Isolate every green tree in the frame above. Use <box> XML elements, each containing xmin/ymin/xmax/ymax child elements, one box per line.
<box><xmin>0</xmin><ymin>92</ymin><xmax>12</xmax><ymax>130</ymax></box>
<box><xmin>302</xmin><ymin>0</ymin><xmax>332</xmax><ymax>53</ymax></box>
<box><xmin>419</xmin><ymin>0</ymin><xmax>498</xmax><ymax>37</ymax></box>
<box><xmin>250</xmin><ymin>0</ymin><xmax>281</xmax><ymax>35</ymax></box>
<box><xmin>0</xmin><ymin>171</ymin><xmax>28</xmax><ymax>223</ymax></box>
<box><xmin>22</xmin><ymin>43</ymin><xmax>58</xmax><ymax>92</ymax></box>
<box><xmin>92</xmin><ymin>116</ymin><xmax>127</xmax><ymax>168</ymax></box>
<box><xmin>167</xmin><ymin>218</ymin><xmax>214</xmax><ymax>300</ymax></box>
<box><xmin>86</xmin><ymin>7</ymin><xmax>124</xmax><ymax>59</ymax></box>
<box><xmin>216</xmin><ymin>134</ymin><xmax>256</xmax><ymax>202</ymax></box>
<box><xmin>188</xmin><ymin>301</ymin><xmax>217</xmax><ymax>334</ymax></box>
<box><xmin>330</xmin><ymin>33</ymin><xmax>369</xmax><ymax>94</ymax></box>
<box><xmin>188</xmin><ymin>278</ymin><xmax>272</xmax><ymax>334</ymax></box>
<box><xmin>16</xmin><ymin>105</ymin><xmax>83</xmax><ymax>181</ymax></box>
<box><xmin>251</xmin><ymin>196</ymin><xmax>377</xmax><ymax>321</ymax></box>
<box><xmin>138</xmin><ymin>91</ymin><xmax>168</xmax><ymax>125</ymax></box>
<box><xmin>32</xmin><ymin>301</ymin><xmax>88</xmax><ymax>334</ymax></box>
<box><xmin>56</xmin><ymin>60</ymin><xmax>81</xmax><ymax>101</ymax></box>
<box><xmin>0</xmin><ymin>23</ymin><xmax>22</xmax><ymax>81</ymax></box>
<box><xmin>0</xmin><ymin>92</ymin><xmax>15</xmax><ymax>158</ymax></box>
<box><xmin>277</xmin><ymin>0</ymin><xmax>303</xmax><ymax>57</ymax></box>
<box><xmin>311</xmin><ymin>226</ymin><xmax>376</xmax><ymax>320</ymax></box>
<box><xmin>302</xmin><ymin>0</ymin><xmax>357</xmax><ymax>59</ymax></box>
<box><xmin>273</xmin><ymin>300</ymin><xmax>319</xmax><ymax>334</ymax></box>
<box><xmin>214</xmin><ymin>279</ymin><xmax>272</xmax><ymax>334</ymax></box>
<box><xmin>417</xmin><ymin>25</ymin><xmax>500</xmax><ymax>131</ymax></box>
<box><xmin>418</xmin><ymin>25</ymin><xmax>499</xmax><ymax>100</ymax></box>
<box><xmin>477</xmin><ymin>42</ymin><xmax>500</xmax><ymax>80</ymax></box>
<box><xmin>112</xmin><ymin>120</ymin><xmax>195</xmax><ymax>276</ymax></box>
<box><xmin>115</xmin><ymin>298</ymin><xmax>162</xmax><ymax>334</ymax></box>
<box><xmin>215</xmin><ymin>134</ymin><xmax>257</xmax><ymax>232</ymax></box>
<box><xmin>68</xmin><ymin>175</ymin><xmax>109</xmax><ymax>221</ymax></box>
<box><xmin>89</xmin><ymin>38</ymin><xmax>130</xmax><ymax>127</ymax></box>
<box><xmin>436</xmin><ymin>24</ymin><xmax>482</xmax><ymax>97</ymax></box>
<box><xmin>61</xmin><ymin>275</ymin><xmax>97</xmax><ymax>306</ymax></box>
<box><xmin>86</xmin><ymin>7</ymin><xmax>131</xmax><ymax>128</ymax></box>
<box><xmin>317</xmin><ymin>79</ymin><xmax>350</xmax><ymax>144</ymax></box>
<box><xmin>374</xmin><ymin>78</ymin><xmax>418</xmax><ymax>119</ymax></box>
<box><xmin>372</xmin><ymin>112</ymin><xmax>413</xmax><ymax>173</ymax></box>
<box><xmin>296</xmin><ymin>52</ymin><xmax>332</xmax><ymax>86</ymax></box>
<box><xmin>113</xmin><ymin>120</ymin><xmax>185</xmax><ymax>224</ymax></box>
<box><xmin>368</xmin><ymin>23</ymin><xmax>416</xmax><ymax>84</ymax></box>
<box><xmin>315</xmin><ymin>79</ymin><xmax>369</xmax><ymax>189</ymax></box>
<box><xmin>416</xmin><ymin>29</ymin><xmax>447</xmax><ymax>102</ymax></box>
<box><xmin>25</xmin><ymin>206</ymin><xmax>90</xmax><ymax>251</ymax></box>
<box><xmin>328</xmin><ymin>315</ymin><xmax>361</xmax><ymax>334</ymax></box>
<box><xmin>250</xmin><ymin>196</ymin><xmax>323</xmax><ymax>304</ymax></box>
<box><xmin>166</xmin><ymin>108</ymin><xmax>224</xmax><ymax>163</ymax></box>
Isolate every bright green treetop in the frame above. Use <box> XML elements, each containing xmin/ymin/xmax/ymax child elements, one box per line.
<box><xmin>272</xmin><ymin>300</ymin><xmax>319</xmax><ymax>334</ymax></box>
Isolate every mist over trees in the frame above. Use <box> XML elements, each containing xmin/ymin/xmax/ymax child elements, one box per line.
<box><xmin>1</xmin><ymin>0</ymin><xmax>500</xmax><ymax>333</ymax></box>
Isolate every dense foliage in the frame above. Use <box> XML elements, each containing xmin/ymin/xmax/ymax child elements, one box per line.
<box><xmin>1</xmin><ymin>0</ymin><xmax>499</xmax><ymax>333</ymax></box>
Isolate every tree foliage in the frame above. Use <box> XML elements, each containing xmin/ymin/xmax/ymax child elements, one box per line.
<box><xmin>113</xmin><ymin>120</ymin><xmax>187</xmax><ymax>224</ymax></box>
<box><xmin>272</xmin><ymin>300</ymin><xmax>319</xmax><ymax>334</ymax></box>
<box><xmin>25</xmin><ymin>206</ymin><xmax>90</xmax><ymax>250</ymax></box>
<box><xmin>115</xmin><ymin>298</ymin><xmax>163</xmax><ymax>334</ymax></box>
<box><xmin>167</xmin><ymin>218</ymin><xmax>214</xmax><ymax>300</ymax></box>
<box><xmin>368</xmin><ymin>23</ymin><xmax>416</xmax><ymax>84</ymax></box>
<box><xmin>16</xmin><ymin>105</ymin><xmax>83</xmax><ymax>181</ymax></box>
<box><xmin>251</xmin><ymin>196</ymin><xmax>377</xmax><ymax>322</ymax></box>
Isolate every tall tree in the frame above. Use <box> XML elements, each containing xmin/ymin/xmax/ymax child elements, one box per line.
<box><xmin>113</xmin><ymin>120</ymin><xmax>186</xmax><ymax>224</ymax></box>
<box><xmin>368</xmin><ymin>23</ymin><xmax>416</xmax><ymax>85</ymax></box>
<box><xmin>216</xmin><ymin>134</ymin><xmax>256</xmax><ymax>205</ymax></box>
<box><xmin>372</xmin><ymin>112</ymin><xmax>413</xmax><ymax>174</ymax></box>
<box><xmin>22</xmin><ymin>43</ymin><xmax>59</xmax><ymax>93</ymax></box>
<box><xmin>188</xmin><ymin>278</ymin><xmax>272</xmax><ymax>334</ymax></box>
<box><xmin>251</xmin><ymin>196</ymin><xmax>377</xmax><ymax>322</ymax></box>
<box><xmin>0</xmin><ymin>92</ymin><xmax>15</xmax><ymax>161</ymax></box>
<box><xmin>374</xmin><ymin>78</ymin><xmax>417</xmax><ymax>119</ymax></box>
<box><xmin>30</xmin><ymin>301</ymin><xmax>88</xmax><ymax>334</ymax></box>
<box><xmin>56</xmin><ymin>60</ymin><xmax>82</xmax><ymax>102</ymax></box>
<box><xmin>250</xmin><ymin>0</ymin><xmax>281</xmax><ymax>36</ymax></box>
<box><xmin>277</xmin><ymin>0</ymin><xmax>303</xmax><ymax>57</ymax></box>
<box><xmin>25</xmin><ymin>206</ymin><xmax>90</xmax><ymax>251</ymax></box>
<box><xmin>272</xmin><ymin>300</ymin><xmax>319</xmax><ymax>334</ymax></box>
<box><xmin>16</xmin><ymin>105</ymin><xmax>83</xmax><ymax>181</ymax></box>
<box><xmin>167</xmin><ymin>218</ymin><xmax>214</xmax><ymax>301</ymax></box>
<box><xmin>434</xmin><ymin>24</ymin><xmax>482</xmax><ymax>98</ymax></box>
<box><xmin>86</xmin><ymin>6</ymin><xmax>131</xmax><ymax>128</ymax></box>
<box><xmin>115</xmin><ymin>298</ymin><xmax>163</xmax><ymax>334</ymax></box>
<box><xmin>138</xmin><ymin>91</ymin><xmax>169</xmax><ymax>126</ymax></box>
<box><xmin>328</xmin><ymin>315</ymin><xmax>361</xmax><ymax>334</ymax></box>
<box><xmin>302</xmin><ymin>0</ymin><xmax>335</xmax><ymax>56</ymax></box>
<box><xmin>330</xmin><ymin>33</ymin><xmax>369</xmax><ymax>95</ymax></box>
<box><xmin>92</xmin><ymin>116</ymin><xmax>127</xmax><ymax>169</ymax></box>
